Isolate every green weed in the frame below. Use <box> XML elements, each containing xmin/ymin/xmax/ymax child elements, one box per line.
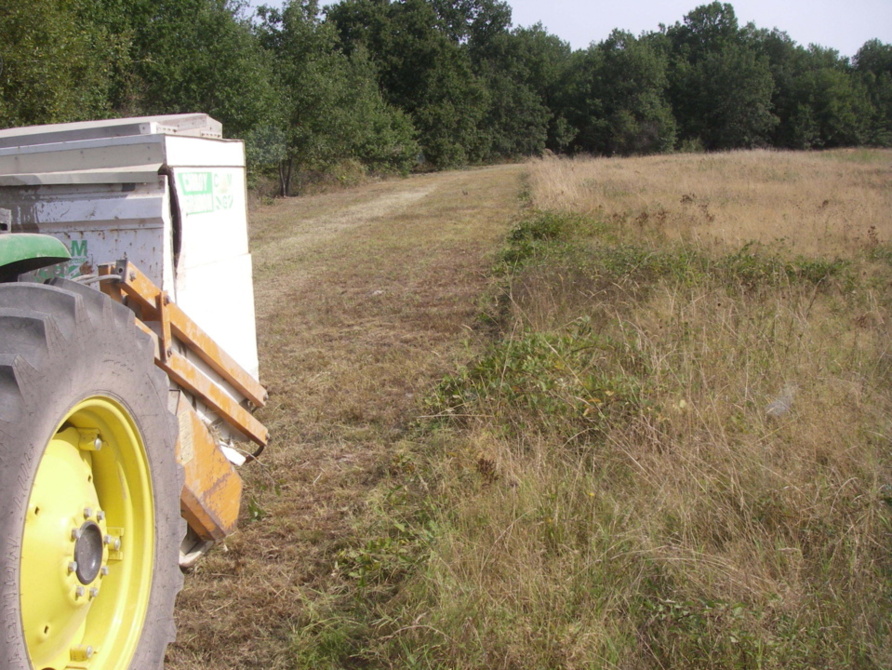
<box><xmin>427</xmin><ymin>324</ymin><xmax>649</xmax><ymax>444</ymax></box>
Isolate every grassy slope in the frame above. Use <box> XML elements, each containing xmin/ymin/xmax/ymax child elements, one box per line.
<box><xmin>167</xmin><ymin>152</ymin><xmax>891</xmax><ymax>669</ymax></box>
<box><xmin>409</xmin><ymin>150</ymin><xmax>892</xmax><ymax>669</ymax></box>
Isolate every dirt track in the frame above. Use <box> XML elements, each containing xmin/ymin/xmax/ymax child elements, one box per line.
<box><xmin>165</xmin><ymin>165</ymin><xmax>523</xmax><ymax>668</ymax></box>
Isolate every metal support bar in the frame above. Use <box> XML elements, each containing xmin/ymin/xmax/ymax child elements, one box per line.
<box><xmin>99</xmin><ymin>260</ymin><xmax>267</xmax><ymax>408</ymax></box>
<box><xmin>99</xmin><ymin>260</ymin><xmax>269</xmax><ymax>448</ymax></box>
<box><xmin>175</xmin><ymin>394</ymin><xmax>243</xmax><ymax>542</ymax></box>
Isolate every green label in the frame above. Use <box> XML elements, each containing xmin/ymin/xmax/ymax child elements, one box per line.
<box><xmin>176</xmin><ymin>171</ymin><xmax>236</xmax><ymax>215</ymax></box>
<box><xmin>35</xmin><ymin>238</ymin><xmax>88</xmax><ymax>281</ymax></box>
<box><xmin>70</xmin><ymin>239</ymin><xmax>87</xmax><ymax>257</ymax></box>
<box><xmin>176</xmin><ymin>171</ymin><xmax>215</xmax><ymax>215</ymax></box>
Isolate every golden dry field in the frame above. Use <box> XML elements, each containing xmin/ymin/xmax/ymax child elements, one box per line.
<box><xmin>527</xmin><ymin>149</ymin><xmax>890</xmax><ymax>256</ymax></box>
<box><xmin>167</xmin><ymin>150</ymin><xmax>891</xmax><ymax>669</ymax></box>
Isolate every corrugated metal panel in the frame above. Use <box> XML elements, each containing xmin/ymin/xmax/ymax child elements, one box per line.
<box><xmin>0</xmin><ymin>165</ymin><xmax>164</xmax><ymax>186</ymax></box>
<box><xmin>0</xmin><ymin>135</ymin><xmax>166</xmax><ymax>176</ymax></box>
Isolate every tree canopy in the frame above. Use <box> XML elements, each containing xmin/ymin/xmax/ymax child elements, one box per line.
<box><xmin>1</xmin><ymin>0</ymin><xmax>889</xmax><ymax>186</ymax></box>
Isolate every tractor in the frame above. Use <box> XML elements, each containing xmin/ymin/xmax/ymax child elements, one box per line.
<box><xmin>0</xmin><ymin>114</ymin><xmax>268</xmax><ymax>669</ymax></box>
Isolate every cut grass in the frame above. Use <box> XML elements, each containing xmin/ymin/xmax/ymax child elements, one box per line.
<box><xmin>164</xmin><ymin>166</ymin><xmax>524</xmax><ymax>669</ymax></box>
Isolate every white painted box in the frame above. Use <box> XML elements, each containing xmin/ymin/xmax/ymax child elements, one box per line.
<box><xmin>0</xmin><ymin>114</ymin><xmax>259</xmax><ymax>382</ymax></box>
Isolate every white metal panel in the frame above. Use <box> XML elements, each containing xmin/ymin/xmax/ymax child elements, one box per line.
<box><xmin>171</xmin><ymin>167</ymin><xmax>249</xmax><ymax>265</ymax></box>
<box><xmin>163</xmin><ymin>135</ymin><xmax>245</xmax><ymax>168</ymax></box>
<box><xmin>0</xmin><ymin>113</ymin><xmax>222</xmax><ymax>148</ymax></box>
<box><xmin>14</xmin><ymin>183</ymin><xmax>167</xmax><ymax>227</ymax></box>
<box><xmin>0</xmin><ymin>137</ymin><xmax>166</xmax><ymax>177</ymax></box>
<box><xmin>175</xmin><ymin>252</ymin><xmax>259</xmax><ymax>379</ymax></box>
<box><xmin>0</xmin><ymin>165</ymin><xmax>164</xmax><ymax>186</ymax></box>
<box><xmin>2</xmin><ymin>181</ymin><xmax>172</xmax><ymax>287</ymax></box>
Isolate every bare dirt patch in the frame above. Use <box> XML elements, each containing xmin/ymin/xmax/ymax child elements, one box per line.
<box><xmin>165</xmin><ymin>165</ymin><xmax>524</xmax><ymax>669</ymax></box>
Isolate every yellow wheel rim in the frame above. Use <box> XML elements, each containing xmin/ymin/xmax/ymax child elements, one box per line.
<box><xmin>20</xmin><ymin>397</ymin><xmax>155</xmax><ymax>669</ymax></box>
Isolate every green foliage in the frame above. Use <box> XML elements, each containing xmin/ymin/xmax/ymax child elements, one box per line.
<box><xmin>329</xmin><ymin>0</ymin><xmax>488</xmax><ymax>168</ymax></box>
<box><xmin>568</xmin><ymin>30</ymin><xmax>677</xmax><ymax>155</ymax></box>
<box><xmin>335</xmin><ymin>517</ymin><xmax>433</xmax><ymax>588</ymax></box>
<box><xmin>717</xmin><ymin>241</ymin><xmax>852</xmax><ymax>289</ymax></box>
<box><xmin>97</xmin><ymin>0</ymin><xmax>281</xmax><ymax>136</ymax></box>
<box><xmin>0</xmin><ymin>0</ymin><xmax>120</xmax><ymax>126</ymax></box>
<box><xmin>642</xmin><ymin>598</ymin><xmax>766</xmax><ymax>669</ymax></box>
<box><xmin>498</xmin><ymin>212</ymin><xmax>850</xmax><ymax>292</ymax></box>
<box><xmin>256</xmin><ymin>1</ymin><xmax>418</xmax><ymax>193</ymax></box>
<box><xmin>428</xmin><ymin>324</ymin><xmax>648</xmax><ymax>441</ymax></box>
<box><xmin>497</xmin><ymin>211</ymin><xmax>582</xmax><ymax>267</ymax></box>
<box><xmin>855</xmin><ymin>40</ymin><xmax>892</xmax><ymax>146</ymax></box>
<box><xmin>1</xmin><ymin>0</ymin><xmax>888</xmax><ymax>181</ymax></box>
<box><xmin>668</xmin><ymin>5</ymin><xmax>778</xmax><ymax>149</ymax></box>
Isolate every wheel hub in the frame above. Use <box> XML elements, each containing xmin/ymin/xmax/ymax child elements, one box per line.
<box><xmin>20</xmin><ymin>398</ymin><xmax>156</xmax><ymax>670</ymax></box>
<box><xmin>74</xmin><ymin>521</ymin><xmax>104</xmax><ymax>585</ymax></box>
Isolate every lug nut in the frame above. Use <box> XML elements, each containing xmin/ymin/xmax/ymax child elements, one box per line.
<box><xmin>71</xmin><ymin>645</ymin><xmax>95</xmax><ymax>661</ymax></box>
<box><xmin>97</xmin><ymin>510</ymin><xmax>105</xmax><ymax>522</ymax></box>
<box><xmin>75</xmin><ymin>586</ymin><xmax>85</xmax><ymax>598</ymax></box>
<box><xmin>84</xmin><ymin>507</ymin><xmax>93</xmax><ymax>519</ymax></box>
<box><xmin>77</xmin><ymin>430</ymin><xmax>103</xmax><ymax>451</ymax></box>
<box><xmin>100</xmin><ymin>566</ymin><xmax>109</xmax><ymax>577</ymax></box>
<box><xmin>89</xmin><ymin>587</ymin><xmax>99</xmax><ymax>598</ymax></box>
<box><xmin>71</xmin><ymin>529</ymin><xmax>82</xmax><ymax>541</ymax></box>
<box><xmin>68</xmin><ymin>561</ymin><xmax>78</xmax><ymax>574</ymax></box>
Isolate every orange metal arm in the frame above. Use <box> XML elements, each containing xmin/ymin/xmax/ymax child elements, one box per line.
<box><xmin>100</xmin><ymin>260</ymin><xmax>267</xmax><ymax>408</ymax></box>
<box><xmin>100</xmin><ymin>260</ymin><xmax>269</xmax><ymax>448</ymax></box>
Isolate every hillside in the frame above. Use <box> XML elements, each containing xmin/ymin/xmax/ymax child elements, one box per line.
<box><xmin>166</xmin><ymin>151</ymin><xmax>891</xmax><ymax>669</ymax></box>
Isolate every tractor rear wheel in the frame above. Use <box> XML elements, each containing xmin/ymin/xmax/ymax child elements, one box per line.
<box><xmin>0</xmin><ymin>281</ymin><xmax>183</xmax><ymax>669</ymax></box>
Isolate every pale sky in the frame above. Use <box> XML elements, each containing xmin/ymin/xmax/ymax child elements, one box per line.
<box><xmin>279</xmin><ymin>0</ymin><xmax>892</xmax><ymax>59</ymax></box>
<box><xmin>505</xmin><ymin>0</ymin><xmax>892</xmax><ymax>58</ymax></box>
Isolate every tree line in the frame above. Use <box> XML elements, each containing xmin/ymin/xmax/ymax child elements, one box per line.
<box><xmin>1</xmin><ymin>0</ymin><xmax>890</xmax><ymax>194</ymax></box>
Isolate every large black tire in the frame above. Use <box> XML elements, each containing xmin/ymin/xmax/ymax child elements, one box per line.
<box><xmin>0</xmin><ymin>281</ymin><xmax>183</xmax><ymax>669</ymax></box>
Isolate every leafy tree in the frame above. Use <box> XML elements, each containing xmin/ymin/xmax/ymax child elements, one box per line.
<box><xmin>430</xmin><ymin>0</ymin><xmax>511</xmax><ymax>50</ymax></box>
<box><xmin>329</xmin><ymin>0</ymin><xmax>487</xmax><ymax>167</ymax></box>
<box><xmin>751</xmin><ymin>27</ymin><xmax>808</xmax><ymax>147</ymax></box>
<box><xmin>256</xmin><ymin>0</ymin><xmax>417</xmax><ymax>194</ymax></box>
<box><xmin>567</xmin><ymin>30</ymin><xmax>676</xmax><ymax>155</ymax></box>
<box><xmin>668</xmin><ymin>2</ymin><xmax>777</xmax><ymax>149</ymax></box>
<box><xmin>0</xmin><ymin>0</ymin><xmax>120</xmax><ymax>127</ymax></box>
<box><xmin>508</xmin><ymin>24</ymin><xmax>576</xmax><ymax>151</ymax></box>
<box><xmin>854</xmin><ymin>39</ymin><xmax>892</xmax><ymax>145</ymax></box>
<box><xmin>790</xmin><ymin>47</ymin><xmax>872</xmax><ymax>147</ymax></box>
<box><xmin>473</xmin><ymin>48</ymin><xmax>549</xmax><ymax>158</ymax></box>
<box><xmin>99</xmin><ymin>0</ymin><xmax>280</xmax><ymax>137</ymax></box>
<box><xmin>256</xmin><ymin>0</ymin><xmax>346</xmax><ymax>192</ymax></box>
<box><xmin>669</xmin><ymin>1</ymin><xmax>741</xmax><ymax>62</ymax></box>
<box><xmin>467</xmin><ymin>24</ymin><xmax>562</xmax><ymax>159</ymax></box>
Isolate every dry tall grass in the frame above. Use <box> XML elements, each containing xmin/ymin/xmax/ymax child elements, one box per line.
<box><xmin>526</xmin><ymin>149</ymin><xmax>891</xmax><ymax>256</ymax></box>
<box><xmin>167</xmin><ymin>152</ymin><xmax>891</xmax><ymax>669</ymax></box>
<box><xmin>366</xmin><ymin>151</ymin><xmax>892</xmax><ymax>668</ymax></box>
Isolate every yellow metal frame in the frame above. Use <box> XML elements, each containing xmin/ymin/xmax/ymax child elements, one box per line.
<box><xmin>99</xmin><ymin>260</ymin><xmax>268</xmax><ymax>542</ymax></box>
<box><xmin>175</xmin><ymin>394</ymin><xmax>243</xmax><ymax>542</ymax></box>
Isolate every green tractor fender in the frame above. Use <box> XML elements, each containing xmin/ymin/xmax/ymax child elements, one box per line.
<box><xmin>0</xmin><ymin>233</ymin><xmax>71</xmax><ymax>282</ymax></box>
